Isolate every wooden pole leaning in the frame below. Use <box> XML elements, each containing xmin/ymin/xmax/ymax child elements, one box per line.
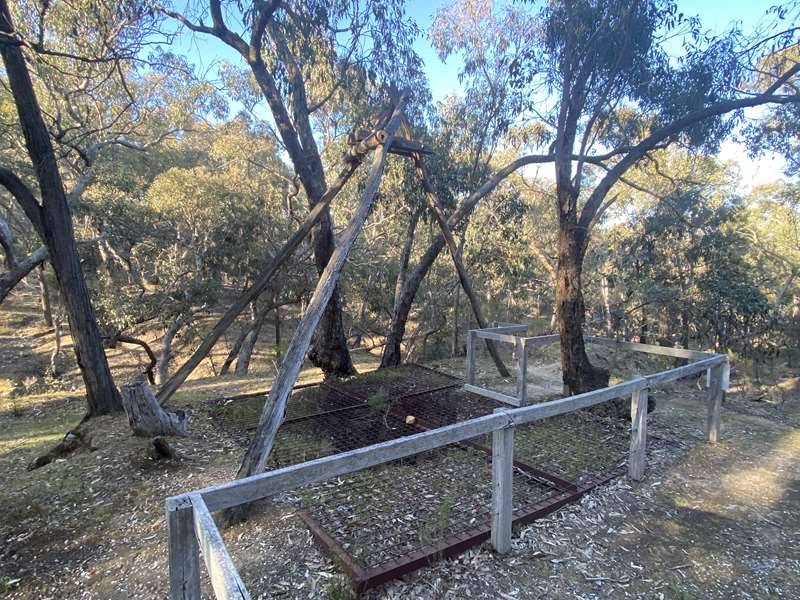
<box><xmin>414</xmin><ymin>154</ymin><xmax>510</xmax><ymax>378</ymax></box>
<box><xmin>231</xmin><ymin>95</ymin><xmax>409</xmax><ymax>500</ymax></box>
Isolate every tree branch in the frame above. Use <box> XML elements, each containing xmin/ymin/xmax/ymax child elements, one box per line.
<box><xmin>0</xmin><ymin>166</ymin><xmax>44</xmax><ymax>238</ymax></box>
<box><xmin>577</xmin><ymin>62</ymin><xmax>800</xmax><ymax>233</ymax></box>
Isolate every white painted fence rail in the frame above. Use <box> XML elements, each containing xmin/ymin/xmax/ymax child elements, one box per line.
<box><xmin>166</xmin><ymin>333</ymin><xmax>728</xmax><ymax>599</ymax></box>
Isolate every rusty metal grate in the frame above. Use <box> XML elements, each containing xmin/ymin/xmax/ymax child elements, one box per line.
<box><xmin>209</xmin><ymin>365</ymin><xmax>662</xmax><ymax>591</ymax></box>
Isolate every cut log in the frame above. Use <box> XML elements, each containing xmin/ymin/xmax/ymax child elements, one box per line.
<box><xmin>150</xmin><ymin>436</ymin><xmax>178</xmax><ymax>460</ymax></box>
<box><xmin>122</xmin><ymin>382</ymin><xmax>189</xmax><ymax>437</ymax></box>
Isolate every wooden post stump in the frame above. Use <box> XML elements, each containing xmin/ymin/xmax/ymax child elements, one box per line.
<box><xmin>628</xmin><ymin>386</ymin><xmax>648</xmax><ymax>481</ymax></box>
<box><xmin>167</xmin><ymin>496</ymin><xmax>201</xmax><ymax>600</ymax></box>
<box><xmin>122</xmin><ymin>382</ymin><xmax>189</xmax><ymax>437</ymax></box>
<box><xmin>491</xmin><ymin>408</ymin><xmax>514</xmax><ymax>554</ymax></box>
<box><xmin>706</xmin><ymin>364</ymin><xmax>724</xmax><ymax>443</ymax></box>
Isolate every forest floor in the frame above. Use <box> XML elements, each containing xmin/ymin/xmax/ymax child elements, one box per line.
<box><xmin>1</xmin><ymin>294</ymin><xmax>799</xmax><ymax>599</ymax></box>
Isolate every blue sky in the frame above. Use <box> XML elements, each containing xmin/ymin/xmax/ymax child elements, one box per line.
<box><xmin>406</xmin><ymin>0</ymin><xmax>779</xmax><ymax>102</ymax></box>
<box><xmin>174</xmin><ymin>1</ymin><xmax>785</xmax><ymax>186</ymax></box>
<box><xmin>178</xmin><ymin>1</ymin><xmax>779</xmax><ymax>103</ymax></box>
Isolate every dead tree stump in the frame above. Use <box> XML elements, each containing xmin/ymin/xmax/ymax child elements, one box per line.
<box><xmin>121</xmin><ymin>382</ymin><xmax>189</xmax><ymax>437</ymax></box>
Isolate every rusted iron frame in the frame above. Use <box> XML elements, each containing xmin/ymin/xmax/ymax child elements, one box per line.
<box><xmin>298</xmin><ymin>510</ymin><xmax>368</xmax><ymax>584</ymax></box>
<box><xmin>300</xmin><ymin>381</ymin><xmax>629</xmax><ymax>591</ymax></box>
<box><xmin>406</xmin><ymin>362</ymin><xmax>462</xmax><ymax>381</ymax></box>
<box><xmin>306</xmin><ymin>460</ymin><xmax>626</xmax><ymax>592</ymax></box>
<box><xmin>212</xmin><ymin>366</ymin><xmax>631</xmax><ymax>591</ymax></box>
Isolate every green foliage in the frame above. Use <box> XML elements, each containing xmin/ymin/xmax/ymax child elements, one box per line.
<box><xmin>2</xmin><ymin>0</ymin><xmax>798</xmax><ymax>377</ymax></box>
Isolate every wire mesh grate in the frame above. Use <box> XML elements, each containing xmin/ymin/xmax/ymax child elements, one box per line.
<box><xmin>297</xmin><ymin>442</ymin><xmax>561</xmax><ymax>570</ymax></box>
<box><xmin>208</xmin><ymin>365</ymin><xmax>649</xmax><ymax>589</ymax></box>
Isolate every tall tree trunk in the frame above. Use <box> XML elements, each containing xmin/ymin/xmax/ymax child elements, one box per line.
<box><xmin>235</xmin><ymin>309</ymin><xmax>269</xmax><ymax>375</ymax></box>
<box><xmin>0</xmin><ymin>3</ymin><xmax>121</xmax><ymax>415</ymax></box>
<box><xmin>220</xmin><ymin>325</ymin><xmax>249</xmax><ymax>375</ymax></box>
<box><xmin>306</xmin><ymin>202</ymin><xmax>356</xmax><ymax>377</ymax></box>
<box><xmin>600</xmin><ymin>276</ymin><xmax>613</xmax><ymax>337</ymax></box>
<box><xmin>451</xmin><ymin>278</ymin><xmax>461</xmax><ymax>357</ymax></box>
<box><xmin>156</xmin><ymin>314</ymin><xmax>186</xmax><ymax>386</ymax></box>
<box><xmin>555</xmin><ymin>222</ymin><xmax>609</xmax><ymax>395</ymax></box>
<box><xmin>394</xmin><ymin>208</ymin><xmax>420</xmax><ymax>310</ymax></box>
<box><xmin>38</xmin><ymin>262</ymin><xmax>52</xmax><ymax>327</ymax></box>
<box><xmin>274</xmin><ymin>302</ymin><xmax>282</xmax><ymax>361</ymax></box>
<box><xmin>382</xmin><ymin>283</ymin><xmax>419</xmax><ymax>367</ymax></box>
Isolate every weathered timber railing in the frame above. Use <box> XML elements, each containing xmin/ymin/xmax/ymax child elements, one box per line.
<box><xmin>166</xmin><ymin>333</ymin><xmax>729</xmax><ymax>599</ymax></box>
<box><xmin>465</xmin><ymin>326</ymin><xmax>730</xmax><ymax>407</ymax></box>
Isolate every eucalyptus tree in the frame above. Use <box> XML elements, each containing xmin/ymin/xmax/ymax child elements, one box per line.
<box><xmin>499</xmin><ymin>0</ymin><xmax>800</xmax><ymax>393</ymax></box>
<box><xmin>0</xmin><ymin>0</ymin><xmax>205</xmax><ymax>414</ymax></box>
<box><xmin>158</xmin><ymin>0</ymin><xmax>422</xmax><ymax>377</ymax></box>
<box><xmin>382</xmin><ymin>0</ymin><xmax>538</xmax><ymax>367</ymax></box>
<box><xmin>745</xmin><ymin>6</ymin><xmax>800</xmax><ymax>176</ymax></box>
<box><xmin>0</xmin><ymin>0</ymin><xmax>137</xmax><ymax>413</ymax></box>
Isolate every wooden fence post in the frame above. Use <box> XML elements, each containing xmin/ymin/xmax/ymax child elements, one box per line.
<box><xmin>466</xmin><ymin>329</ymin><xmax>477</xmax><ymax>385</ymax></box>
<box><xmin>516</xmin><ymin>337</ymin><xmax>528</xmax><ymax>405</ymax></box>
<box><xmin>628</xmin><ymin>385</ymin><xmax>648</xmax><ymax>481</ymax></box>
<box><xmin>167</xmin><ymin>495</ymin><xmax>201</xmax><ymax>600</ymax></box>
<box><xmin>491</xmin><ymin>408</ymin><xmax>514</xmax><ymax>554</ymax></box>
<box><xmin>706</xmin><ymin>364</ymin><xmax>724</xmax><ymax>443</ymax></box>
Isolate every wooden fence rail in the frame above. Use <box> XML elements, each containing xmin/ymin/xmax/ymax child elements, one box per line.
<box><xmin>166</xmin><ymin>333</ymin><xmax>729</xmax><ymax>599</ymax></box>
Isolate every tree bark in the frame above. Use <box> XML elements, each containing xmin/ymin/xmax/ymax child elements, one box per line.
<box><xmin>235</xmin><ymin>309</ymin><xmax>269</xmax><ymax>375</ymax></box>
<box><xmin>0</xmin><ymin>244</ymin><xmax>47</xmax><ymax>303</ymax></box>
<box><xmin>220</xmin><ymin>325</ymin><xmax>249</xmax><ymax>375</ymax></box>
<box><xmin>156</xmin><ymin>314</ymin><xmax>187</xmax><ymax>386</ymax></box>
<box><xmin>555</xmin><ymin>221</ymin><xmax>609</xmax><ymax>395</ymax></box>
<box><xmin>0</xmin><ymin>2</ymin><xmax>121</xmax><ymax>415</ymax></box>
<box><xmin>394</xmin><ymin>208</ymin><xmax>420</xmax><ymax>311</ymax></box>
<box><xmin>451</xmin><ymin>277</ymin><xmax>461</xmax><ymax>357</ymax></box>
<box><xmin>600</xmin><ymin>276</ymin><xmax>613</xmax><ymax>337</ymax></box>
<box><xmin>121</xmin><ymin>382</ymin><xmax>189</xmax><ymax>437</ymax></box>
<box><xmin>274</xmin><ymin>301</ymin><xmax>282</xmax><ymax>361</ymax></box>
<box><xmin>37</xmin><ymin>262</ymin><xmax>53</xmax><ymax>326</ymax></box>
<box><xmin>0</xmin><ymin>215</ymin><xmax>14</xmax><ymax>268</ymax></box>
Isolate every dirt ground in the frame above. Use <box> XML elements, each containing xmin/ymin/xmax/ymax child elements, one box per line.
<box><xmin>1</xmin><ymin>295</ymin><xmax>799</xmax><ymax>599</ymax></box>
